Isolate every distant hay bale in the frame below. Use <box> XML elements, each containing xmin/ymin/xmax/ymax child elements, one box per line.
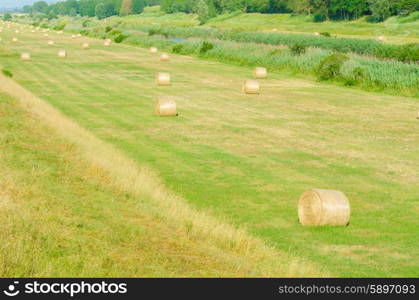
<box><xmin>15</xmin><ymin>30</ymin><xmax>19</xmax><ymax>34</ymax></box>
<box><xmin>314</xmin><ymin>32</ymin><xmax>320</xmax><ymax>36</ymax></box>
<box><xmin>12</xmin><ymin>37</ymin><xmax>18</xmax><ymax>42</ymax></box>
<box><xmin>272</xmin><ymin>28</ymin><xmax>278</xmax><ymax>32</ymax></box>
<box><xmin>57</xmin><ymin>30</ymin><xmax>63</xmax><ymax>34</ymax></box>
<box><xmin>243</xmin><ymin>80</ymin><xmax>260</xmax><ymax>94</ymax></box>
<box><xmin>155</xmin><ymin>97</ymin><xmax>177</xmax><ymax>116</ymax></box>
<box><xmin>76</xmin><ymin>33</ymin><xmax>82</xmax><ymax>37</ymax></box>
<box><xmin>150</xmin><ymin>47</ymin><xmax>158</xmax><ymax>54</ymax></box>
<box><xmin>58</xmin><ymin>49</ymin><xmax>67</xmax><ymax>58</ymax></box>
<box><xmin>47</xmin><ymin>40</ymin><xmax>55</xmax><ymax>46</ymax></box>
<box><xmin>378</xmin><ymin>35</ymin><xmax>385</xmax><ymax>42</ymax></box>
<box><xmin>104</xmin><ymin>39</ymin><xmax>111</xmax><ymax>46</ymax></box>
<box><xmin>298</xmin><ymin>189</ymin><xmax>350</xmax><ymax>226</ymax></box>
<box><xmin>71</xmin><ymin>34</ymin><xmax>76</xmax><ymax>39</ymax></box>
<box><xmin>156</xmin><ymin>72</ymin><xmax>171</xmax><ymax>86</ymax></box>
<box><xmin>160</xmin><ymin>53</ymin><xmax>169</xmax><ymax>62</ymax></box>
<box><xmin>44</xmin><ymin>33</ymin><xmax>49</xmax><ymax>37</ymax></box>
<box><xmin>20</xmin><ymin>53</ymin><xmax>31</xmax><ymax>61</ymax></box>
<box><xmin>31</xmin><ymin>30</ymin><xmax>35</xmax><ymax>33</ymax></box>
<box><xmin>82</xmin><ymin>42</ymin><xmax>89</xmax><ymax>49</ymax></box>
<box><xmin>253</xmin><ymin>67</ymin><xmax>267</xmax><ymax>79</ymax></box>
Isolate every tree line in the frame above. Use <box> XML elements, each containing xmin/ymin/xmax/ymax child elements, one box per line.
<box><xmin>22</xmin><ymin>0</ymin><xmax>418</xmax><ymax>23</ymax></box>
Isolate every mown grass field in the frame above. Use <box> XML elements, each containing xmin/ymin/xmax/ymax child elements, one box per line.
<box><xmin>1</xmin><ymin>24</ymin><xmax>418</xmax><ymax>277</ymax></box>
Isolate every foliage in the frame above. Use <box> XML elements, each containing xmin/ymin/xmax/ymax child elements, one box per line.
<box><xmin>199</xmin><ymin>41</ymin><xmax>214</xmax><ymax>54</ymax></box>
<box><xmin>114</xmin><ymin>33</ymin><xmax>129</xmax><ymax>43</ymax></box>
<box><xmin>3</xmin><ymin>13</ymin><xmax>12</xmax><ymax>21</ymax></box>
<box><xmin>290</xmin><ymin>43</ymin><xmax>306</xmax><ymax>55</ymax></box>
<box><xmin>1</xmin><ymin>69</ymin><xmax>13</xmax><ymax>78</ymax></box>
<box><xmin>317</xmin><ymin>53</ymin><xmax>349</xmax><ymax>80</ymax></box>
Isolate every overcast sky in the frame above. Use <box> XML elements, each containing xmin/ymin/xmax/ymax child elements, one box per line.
<box><xmin>0</xmin><ymin>0</ymin><xmax>58</xmax><ymax>9</ymax></box>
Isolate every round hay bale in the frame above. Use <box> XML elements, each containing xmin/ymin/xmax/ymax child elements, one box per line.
<box><xmin>71</xmin><ymin>34</ymin><xmax>76</xmax><ymax>39</ymax></box>
<box><xmin>253</xmin><ymin>67</ymin><xmax>267</xmax><ymax>79</ymax></box>
<box><xmin>104</xmin><ymin>39</ymin><xmax>111</xmax><ymax>46</ymax></box>
<box><xmin>20</xmin><ymin>53</ymin><xmax>31</xmax><ymax>61</ymax></box>
<box><xmin>156</xmin><ymin>72</ymin><xmax>171</xmax><ymax>86</ymax></box>
<box><xmin>82</xmin><ymin>42</ymin><xmax>89</xmax><ymax>50</ymax></box>
<box><xmin>150</xmin><ymin>47</ymin><xmax>158</xmax><ymax>54</ymax></box>
<box><xmin>58</xmin><ymin>49</ymin><xmax>67</xmax><ymax>58</ymax></box>
<box><xmin>160</xmin><ymin>53</ymin><xmax>169</xmax><ymax>62</ymax></box>
<box><xmin>298</xmin><ymin>189</ymin><xmax>350</xmax><ymax>226</ymax></box>
<box><xmin>44</xmin><ymin>33</ymin><xmax>49</xmax><ymax>37</ymax></box>
<box><xmin>243</xmin><ymin>80</ymin><xmax>260</xmax><ymax>94</ymax></box>
<box><xmin>378</xmin><ymin>35</ymin><xmax>385</xmax><ymax>42</ymax></box>
<box><xmin>57</xmin><ymin>30</ymin><xmax>63</xmax><ymax>34</ymax></box>
<box><xmin>47</xmin><ymin>40</ymin><xmax>55</xmax><ymax>46</ymax></box>
<box><xmin>12</xmin><ymin>37</ymin><xmax>18</xmax><ymax>42</ymax></box>
<box><xmin>155</xmin><ymin>97</ymin><xmax>177</xmax><ymax>117</ymax></box>
<box><xmin>76</xmin><ymin>33</ymin><xmax>82</xmax><ymax>38</ymax></box>
<box><xmin>15</xmin><ymin>30</ymin><xmax>19</xmax><ymax>34</ymax></box>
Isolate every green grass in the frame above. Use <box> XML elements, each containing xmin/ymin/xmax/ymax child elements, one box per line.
<box><xmin>1</xmin><ymin>25</ymin><xmax>418</xmax><ymax>277</ymax></box>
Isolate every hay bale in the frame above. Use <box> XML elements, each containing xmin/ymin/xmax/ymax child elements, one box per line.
<box><xmin>155</xmin><ymin>97</ymin><xmax>177</xmax><ymax>116</ymax></box>
<box><xmin>298</xmin><ymin>189</ymin><xmax>350</xmax><ymax>226</ymax></box>
<box><xmin>15</xmin><ymin>30</ymin><xmax>19</xmax><ymax>34</ymax></box>
<box><xmin>58</xmin><ymin>49</ymin><xmax>67</xmax><ymax>58</ymax></box>
<box><xmin>12</xmin><ymin>37</ymin><xmax>18</xmax><ymax>42</ymax></box>
<box><xmin>156</xmin><ymin>72</ymin><xmax>171</xmax><ymax>86</ymax></box>
<box><xmin>314</xmin><ymin>32</ymin><xmax>320</xmax><ymax>36</ymax></box>
<box><xmin>150</xmin><ymin>47</ymin><xmax>158</xmax><ymax>54</ymax></box>
<box><xmin>47</xmin><ymin>40</ymin><xmax>55</xmax><ymax>46</ymax></box>
<box><xmin>378</xmin><ymin>35</ymin><xmax>385</xmax><ymax>42</ymax></box>
<box><xmin>44</xmin><ymin>33</ymin><xmax>49</xmax><ymax>37</ymax></box>
<box><xmin>82</xmin><ymin>42</ymin><xmax>89</xmax><ymax>50</ymax></box>
<box><xmin>243</xmin><ymin>80</ymin><xmax>260</xmax><ymax>94</ymax></box>
<box><xmin>76</xmin><ymin>33</ymin><xmax>82</xmax><ymax>37</ymax></box>
<box><xmin>20</xmin><ymin>53</ymin><xmax>31</xmax><ymax>61</ymax></box>
<box><xmin>71</xmin><ymin>34</ymin><xmax>76</xmax><ymax>39</ymax></box>
<box><xmin>160</xmin><ymin>53</ymin><xmax>169</xmax><ymax>62</ymax></box>
<box><xmin>253</xmin><ymin>67</ymin><xmax>267</xmax><ymax>79</ymax></box>
<box><xmin>104</xmin><ymin>39</ymin><xmax>111</xmax><ymax>46</ymax></box>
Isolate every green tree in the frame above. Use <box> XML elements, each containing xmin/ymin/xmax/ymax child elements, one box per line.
<box><xmin>23</xmin><ymin>5</ymin><xmax>33</xmax><ymax>14</ymax></box>
<box><xmin>195</xmin><ymin>0</ymin><xmax>210</xmax><ymax>24</ymax></box>
<box><xmin>33</xmin><ymin>1</ymin><xmax>49</xmax><ymax>13</ymax></box>
<box><xmin>95</xmin><ymin>2</ymin><xmax>107</xmax><ymax>19</ymax></box>
<box><xmin>120</xmin><ymin>0</ymin><xmax>133</xmax><ymax>15</ymax></box>
<box><xmin>367</xmin><ymin>0</ymin><xmax>392</xmax><ymax>22</ymax></box>
<box><xmin>132</xmin><ymin>0</ymin><xmax>146</xmax><ymax>14</ymax></box>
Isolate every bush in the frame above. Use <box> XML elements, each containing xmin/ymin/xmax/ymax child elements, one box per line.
<box><xmin>2</xmin><ymin>69</ymin><xmax>13</xmax><ymax>78</ymax></box>
<box><xmin>397</xmin><ymin>43</ymin><xmax>419</xmax><ymax>63</ymax></box>
<box><xmin>53</xmin><ymin>21</ymin><xmax>66</xmax><ymax>31</ymax></box>
<box><xmin>148</xmin><ymin>28</ymin><xmax>168</xmax><ymax>38</ymax></box>
<box><xmin>320</xmin><ymin>32</ymin><xmax>331</xmax><ymax>37</ymax></box>
<box><xmin>172</xmin><ymin>44</ymin><xmax>184</xmax><ymax>54</ymax></box>
<box><xmin>82</xmin><ymin>20</ymin><xmax>91</xmax><ymax>28</ymax></box>
<box><xmin>110</xmin><ymin>29</ymin><xmax>122</xmax><ymax>36</ymax></box>
<box><xmin>114</xmin><ymin>34</ymin><xmax>129</xmax><ymax>43</ymax></box>
<box><xmin>313</xmin><ymin>13</ymin><xmax>326</xmax><ymax>22</ymax></box>
<box><xmin>317</xmin><ymin>53</ymin><xmax>349</xmax><ymax>81</ymax></box>
<box><xmin>105</xmin><ymin>26</ymin><xmax>113</xmax><ymax>33</ymax></box>
<box><xmin>199</xmin><ymin>41</ymin><xmax>214</xmax><ymax>54</ymax></box>
<box><xmin>290</xmin><ymin>43</ymin><xmax>307</xmax><ymax>56</ymax></box>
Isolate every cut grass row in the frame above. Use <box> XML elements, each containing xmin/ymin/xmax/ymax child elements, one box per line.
<box><xmin>1</xmin><ymin>27</ymin><xmax>418</xmax><ymax>276</ymax></box>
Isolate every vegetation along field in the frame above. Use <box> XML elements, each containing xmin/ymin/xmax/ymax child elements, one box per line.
<box><xmin>1</xmin><ymin>0</ymin><xmax>418</xmax><ymax>278</ymax></box>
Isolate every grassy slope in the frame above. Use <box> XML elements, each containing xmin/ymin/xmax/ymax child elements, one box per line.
<box><xmin>1</xmin><ymin>25</ymin><xmax>418</xmax><ymax>277</ymax></box>
<box><xmin>1</xmin><ymin>90</ymin><xmax>300</xmax><ymax>277</ymax></box>
<box><xmin>115</xmin><ymin>7</ymin><xmax>419</xmax><ymax>44</ymax></box>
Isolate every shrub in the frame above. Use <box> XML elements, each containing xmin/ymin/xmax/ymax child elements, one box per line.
<box><xmin>317</xmin><ymin>53</ymin><xmax>349</xmax><ymax>81</ymax></box>
<box><xmin>82</xmin><ymin>20</ymin><xmax>91</xmax><ymax>28</ymax></box>
<box><xmin>397</xmin><ymin>43</ymin><xmax>419</xmax><ymax>63</ymax></box>
<box><xmin>313</xmin><ymin>13</ymin><xmax>326</xmax><ymax>22</ymax></box>
<box><xmin>320</xmin><ymin>32</ymin><xmax>331</xmax><ymax>37</ymax></box>
<box><xmin>290</xmin><ymin>43</ymin><xmax>307</xmax><ymax>56</ymax></box>
<box><xmin>199</xmin><ymin>41</ymin><xmax>214</xmax><ymax>54</ymax></box>
<box><xmin>268</xmin><ymin>49</ymin><xmax>283</xmax><ymax>56</ymax></box>
<box><xmin>53</xmin><ymin>21</ymin><xmax>66</xmax><ymax>31</ymax></box>
<box><xmin>114</xmin><ymin>34</ymin><xmax>129</xmax><ymax>43</ymax></box>
<box><xmin>2</xmin><ymin>69</ymin><xmax>13</xmax><ymax>78</ymax></box>
<box><xmin>105</xmin><ymin>26</ymin><xmax>113</xmax><ymax>33</ymax></box>
<box><xmin>172</xmin><ymin>44</ymin><xmax>184</xmax><ymax>54</ymax></box>
<box><xmin>110</xmin><ymin>29</ymin><xmax>122</xmax><ymax>36</ymax></box>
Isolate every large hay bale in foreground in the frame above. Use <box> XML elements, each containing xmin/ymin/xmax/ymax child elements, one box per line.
<box><xmin>150</xmin><ymin>47</ymin><xmax>158</xmax><ymax>54</ymax></box>
<box><xmin>253</xmin><ymin>67</ymin><xmax>267</xmax><ymax>79</ymax></box>
<box><xmin>58</xmin><ymin>49</ymin><xmax>67</xmax><ymax>58</ymax></box>
<box><xmin>156</xmin><ymin>72</ymin><xmax>171</xmax><ymax>86</ymax></box>
<box><xmin>298</xmin><ymin>189</ymin><xmax>350</xmax><ymax>226</ymax></box>
<box><xmin>82</xmin><ymin>42</ymin><xmax>89</xmax><ymax>49</ymax></box>
<box><xmin>243</xmin><ymin>80</ymin><xmax>260</xmax><ymax>94</ymax></box>
<box><xmin>20</xmin><ymin>53</ymin><xmax>31</xmax><ymax>61</ymax></box>
<box><xmin>160</xmin><ymin>53</ymin><xmax>169</xmax><ymax>62</ymax></box>
<box><xmin>155</xmin><ymin>97</ymin><xmax>177</xmax><ymax>116</ymax></box>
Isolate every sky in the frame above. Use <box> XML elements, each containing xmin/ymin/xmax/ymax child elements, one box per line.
<box><xmin>0</xmin><ymin>0</ymin><xmax>58</xmax><ymax>9</ymax></box>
